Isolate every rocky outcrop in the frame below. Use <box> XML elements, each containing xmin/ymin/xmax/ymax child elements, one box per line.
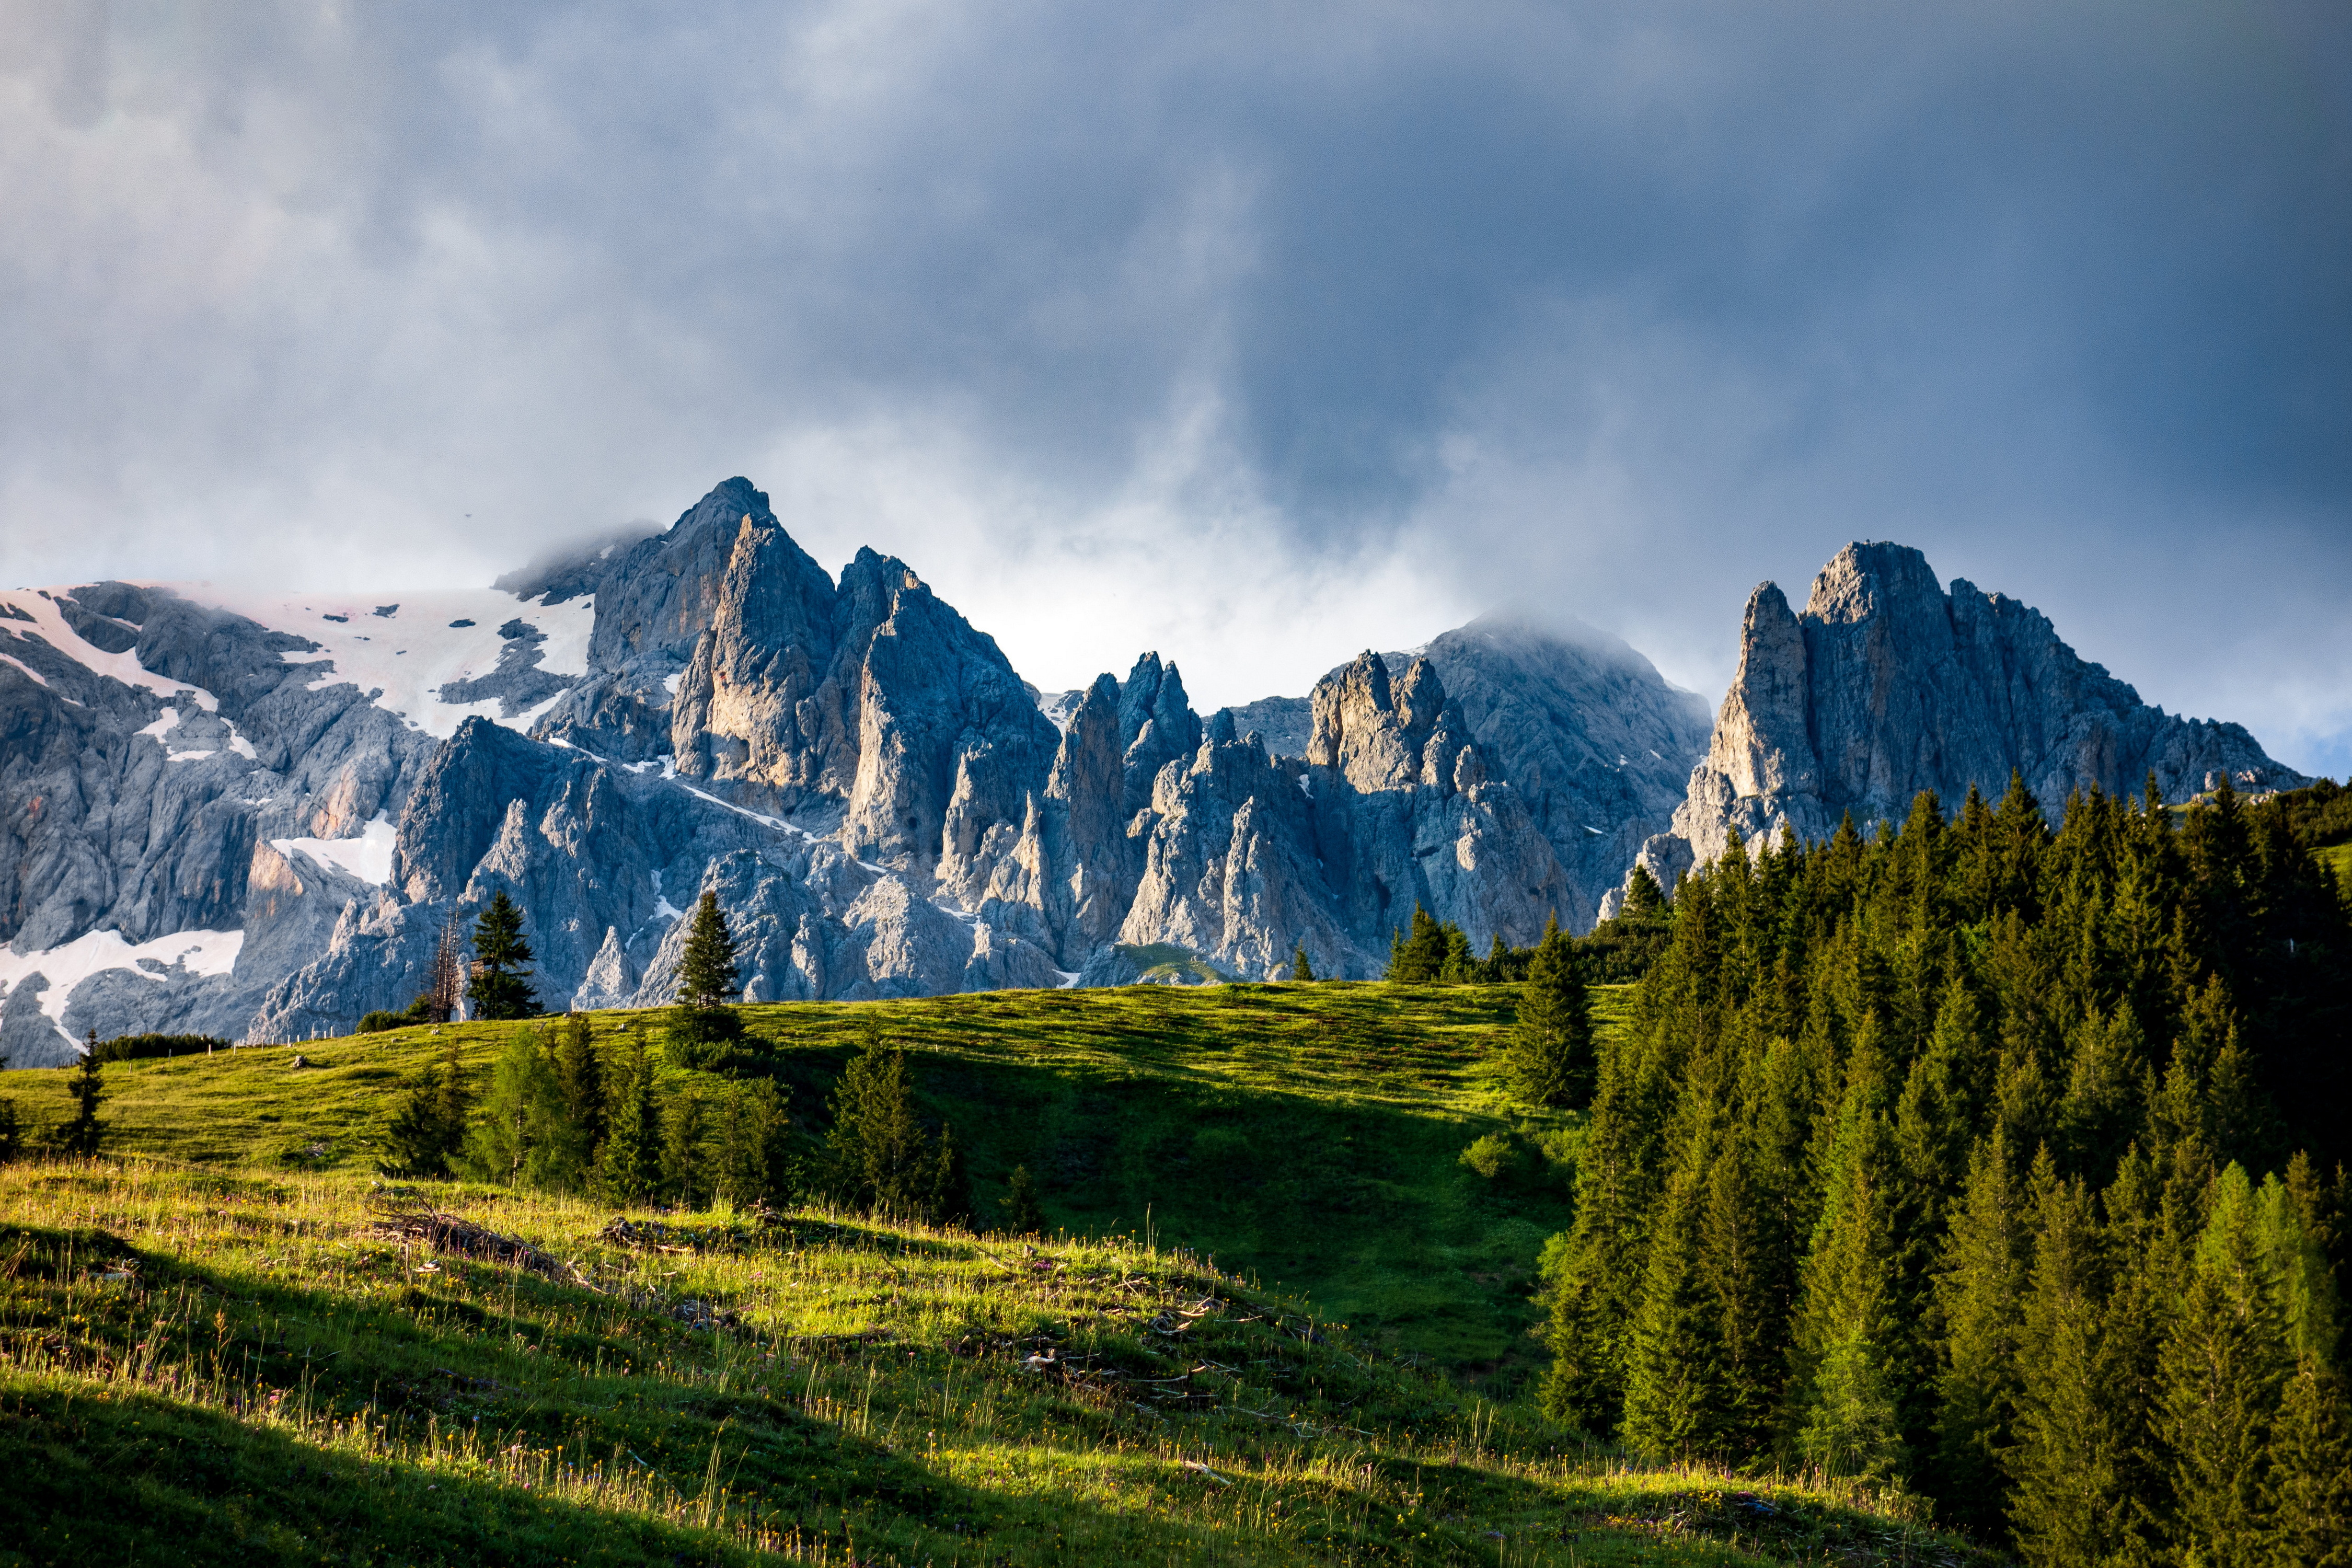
<box><xmin>1299</xmin><ymin>653</ymin><xmax>1575</xmax><ymax>963</ymax></box>
<box><xmin>1405</xmin><ymin>616</ymin><xmax>1712</xmax><ymax>932</ymax></box>
<box><xmin>1615</xmin><ymin>541</ymin><xmax>2311</xmax><ymax>908</ymax></box>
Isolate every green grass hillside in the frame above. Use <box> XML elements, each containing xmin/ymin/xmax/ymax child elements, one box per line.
<box><xmin>60</xmin><ymin>983</ymin><xmax>1601</xmax><ymax>1393</ymax></box>
<box><xmin>0</xmin><ymin>983</ymin><xmax>2005</xmax><ymax>1564</ymax></box>
<box><xmin>0</xmin><ymin>1159</ymin><xmax>1991</xmax><ymax>1566</ymax></box>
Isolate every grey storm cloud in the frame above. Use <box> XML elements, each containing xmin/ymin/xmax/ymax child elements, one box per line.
<box><xmin>0</xmin><ymin>0</ymin><xmax>2346</xmax><ymax>771</ymax></box>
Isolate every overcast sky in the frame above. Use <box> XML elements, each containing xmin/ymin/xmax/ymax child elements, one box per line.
<box><xmin>3</xmin><ymin>2</ymin><xmax>2347</xmax><ymax>774</ymax></box>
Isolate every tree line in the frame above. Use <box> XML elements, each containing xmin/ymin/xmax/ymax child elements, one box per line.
<box><xmin>1537</xmin><ymin>774</ymin><xmax>2350</xmax><ymax>1561</ymax></box>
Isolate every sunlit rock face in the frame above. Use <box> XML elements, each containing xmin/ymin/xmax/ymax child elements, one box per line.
<box><xmin>1610</xmin><ymin>541</ymin><xmax>2311</xmax><ymax>913</ymax></box>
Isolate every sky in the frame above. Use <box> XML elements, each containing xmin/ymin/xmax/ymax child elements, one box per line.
<box><xmin>2</xmin><ymin>2</ymin><xmax>2347</xmax><ymax>775</ymax></box>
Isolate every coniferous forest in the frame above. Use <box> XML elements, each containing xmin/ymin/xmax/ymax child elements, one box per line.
<box><xmin>1537</xmin><ymin>774</ymin><xmax>2351</xmax><ymax>1562</ymax></box>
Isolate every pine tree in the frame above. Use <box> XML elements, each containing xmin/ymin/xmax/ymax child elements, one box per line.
<box><xmin>1000</xmin><ymin>1164</ymin><xmax>1045</xmax><ymax>1235</ymax></box>
<box><xmin>661</xmin><ymin>1087</ymin><xmax>711</xmax><ymax>1210</ymax></box>
<box><xmin>1289</xmin><ymin>944</ymin><xmax>1315</xmax><ymax>983</ymax></box>
<box><xmin>1505</xmin><ymin>916</ymin><xmax>1594</xmax><ymax>1107</ymax></box>
<box><xmin>2008</xmin><ymin>1154</ymin><xmax>2135</xmax><ymax>1565</ymax></box>
<box><xmin>713</xmin><ymin>1078</ymin><xmax>792</xmax><ymax>1209</ymax></box>
<box><xmin>380</xmin><ymin>1047</ymin><xmax>464</xmax><ymax>1179</ymax></box>
<box><xmin>56</xmin><ymin>1032</ymin><xmax>106</xmax><ymax>1158</ymax></box>
<box><xmin>823</xmin><ymin>1040</ymin><xmax>955</xmax><ymax>1221</ymax></box>
<box><xmin>599</xmin><ymin>1029</ymin><xmax>662</xmax><ymax>1205</ymax></box>
<box><xmin>0</xmin><ymin>1097</ymin><xmax>20</xmax><ymax>1163</ymax></box>
<box><xmin>554</xmin><ymin>1011</ymin><xmax>605</xmax><ymax>1182</ymax></box>
<box><xmin>465</xmin><ymin>891</ymin><xmax>543</xmax><ymax>1020</ymax></box>
<box><xmin>2155</xmin><ymin>1163</ymin><xmax>2295</xmax><ymax>1566</ymax></box>
<box><xmin>1438</xmin><ymin>925</ymin><xmax>1476</xmax><ymax>984</ymax></box>
<box><xmin>671</xmin><ymin>892</ymin><xmax>744</xmax><ymax>1056</ymax></box>
<box><xmin>1388</xmin><ymin>905</ymin><xmax>1449</xmax><ymax>983</ymax></box>
<box><xmin>2266</xmin><ymin>1357</ymin><xmax>2352</xmax><ymax>1566</ymax></box>
<box><xmin>1931</xmin><ymin>1127</ymin><xmax>2028</xmax><ymax>1530</ymax></box>
<box><xmin>1621</xmin><ymin>1133</ymin><xmax>1727</xmax><ymax>1459</ymax></box>
<box><xmin>1622</xmin><ymin>861</ymin><xmax>1666</xmax><ymax>918</ymax></box>
<box><xmin>1792</xmin><ymin>1023</ymin><xmax>1915</xmax><ymax>1484</ymax></box>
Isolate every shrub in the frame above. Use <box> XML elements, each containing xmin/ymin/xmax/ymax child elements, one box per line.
<box><xmin>1460</xmin><ymin>1131</ymin><xmax>1519</xmax><ymax>1179</ymax></box>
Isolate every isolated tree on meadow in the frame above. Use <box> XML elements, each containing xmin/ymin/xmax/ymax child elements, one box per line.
<box><xmin>466</xmin><ymin>891</ymin><xmax>542</xmax><ymax>1021</ymax></box>
<box><xmin>1290</xmin><ymin>943</ymin><xmax>1315</xmax><ymax>983</ymax></box>
<box><xmin>671</xmin><ymin>892</ymin><xmax>744</xmax><ymax>1052</ymax></box>
<box><xmin>56</xmin><ymin>1032</ymin><xmax>106</xmax><ymax>1158</ymax></box>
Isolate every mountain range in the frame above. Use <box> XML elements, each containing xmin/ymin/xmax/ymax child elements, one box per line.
<box><xmin>0</xmin><ymin>480</ymin><xmax>2308</xmax><ymax>1063</ymax></box>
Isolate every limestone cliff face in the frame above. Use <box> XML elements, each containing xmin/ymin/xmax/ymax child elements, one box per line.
<box><xmin>1404</xmin><ymin>616</ymin><xmax>1712</xmax><ymax>931</ymax></box>
<box><xmin>668</xmin><ymin>512</ymin><xmax>847</xmax><ymax>810</ymax></box>
<box><xmin>1299</xmin><ymin>652</ymin><xmax>1574</xmax><ymax>963</ymax></box>
<box><xmin>0</xmin><ymin>581</ymin><xmax>438</xmax><ymax>1060</ymax></box>
<box><xmin>1616</xmin><ymin>541</ymin><xmax>2312</xmax><ymax>907</ymax></box>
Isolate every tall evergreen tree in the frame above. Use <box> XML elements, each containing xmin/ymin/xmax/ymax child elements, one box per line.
<box><xmin>1505</xmin><ymin>916</ymin><xmax>1594</xmax><ymax>1108</ymax></box>
<box><xmin>1388</xmin><ymin>905</ymin><xmax>1449</xmax><ymax>983</ymax></box>
<box><xmin>661</xmin><ymin>1086</ymin><xmax>711</xmax><ymax>1210</ymax></box>
<box><xmin>379</xmin><ymin>1037</ymin><xmax>467</xmax><ymax>1179</ymax></box>
<box><xmin>56</xmin><ymin>1032</ymin><xmax>106</xmax><ymax>1158</ymax></box>
<box><xmin>465</xmin><ymin>891</ymin><xmax>543</xmax><ymax>1020</ymax></box>
<box><xmin>1931</xmin><ymin>1127</ymin><xmax>2028</xmax><ymax>1529</ymax></box>
<box><xmin>2154</xmin><ymin>1163</ymin><xmax>2296</xmax><ymax>1566</ymax></box>
<box><xmin>2266</xmin><ymin>1357</ymin><xmax>2352</xmax><ymax>1565</ymax></box>
<box><xmin>2009</xmin><ymin>1154</ymin><xmax>2135</xmax><ymax>1566</ymax></box>
<box><xmin>1621</xmin><ymin>1143</ymin><xmax>1727</xmax><ymax>1459</ymax></box>
<box><xmin>1289</xmin><ymin>943</ymin><xmax>1315</xmax><ymax>983</ymax></box>
<box><xmin>822</xmin><ymin>1040</ymin><xmax>956</xmax><ymax>1221</ymax></box>
<box><xmin>999</xmin><ymin>1164</ymin><xmax>1045</xmax><ymax>1235</ymax></box>
<box><xmin>599</xmin><ymin>1029</ymin><xmax>662</xmax><ymax>1205</ymax></box>
<box><xmin>671</xmin><ymin>891</ymin><xmax>744</xmax><ymax>1053</ymax></box>
<box><xmin>554</xmin><ymin>1011</ymin><xmax>605</xmax><ymax>1181</ymax></box>
<box><xmin>713</xmin><ymin>1077</ymin><xmax>792</xmax><ymax>1209</ymax></box>
<box><xmin>1622</xmin><ymin>861</ymin><xmax>1666</xmax><ymax>918</ymax></box>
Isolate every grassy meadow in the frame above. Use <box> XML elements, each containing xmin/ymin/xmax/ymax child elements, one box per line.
<box><xmin>0</xmin><ymin>982</ymin><xmax>2004</xmax><ymax>1565</ymax></box>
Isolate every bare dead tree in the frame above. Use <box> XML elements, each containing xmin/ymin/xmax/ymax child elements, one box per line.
<box><xmin>427</xmin><ymin>914</ymin><xmax>464</xmax><ymax>1023</ymax></box>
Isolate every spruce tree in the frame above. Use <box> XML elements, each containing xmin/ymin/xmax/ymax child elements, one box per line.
<box><xmin>1388</xmin><ymin>905</ymin><xmax>1449</xmax><ymax>982</ymax></box>
<box><xmin>1931</xmin><ymin>1127</ymin><xmax>2027</xmax><ymax>1530</ymax></box>
<box><xmin>1289</xmin><ymin>944</ymin><xmax>1315</xmax><ymax>983</ymax></box>
<box><xmin>1438</xmin><ymin>924</ymin><xmax>1476</xmax><ymax>984</ymax></box>
<box><xmin>713</xmin><ymin>1078</ymin><xmax>791</xmax><ymax>1209</ymax></box>
<box><xmin>56</xmin><ymin>1032</ymin><xmax>106</xmax><ymax>1158</ymax></box>
<box><xmin>823</xmin><ymin>1040</ymin><xmax>954</xmax><ymax>1221</ymax></box>
<box><xmin>1000</xmin><ymin>1164</ymin><xmax>1045</xmax><ymax>1235</ymax></box>
<box><xmin>1792</xmin><ymin>1021</ymin><xmax>1914</xmax><ymax>1484</ymax></box>
<box><xmin>0</xmin><ymin>1097</ymin><xmax>20</xmax><ymax>1164</ymax></box>
<box><xmin>671</xmin><ymin>891</ymin><xmax>743</xmax><ymax>1055</ymax></box>
<box><xmin>661</xmin><ymin>1087</ymin><xmax>711</xmax><ymax>1210</ymax></box>
<box><xmin>2155</xmin><ymin>1163</ymin><xmax>2295</xmax><ymax>1566</ymax></box>
<box><xmin>599</xmin><ymin>1029</ymin><xmax>662</xmax><ymax>1205</ymax></box>
<box><xmin>465</xmin><ymin>891</ymin><xmax>543</xmax><ymax>1020</ymax></box>
<box><xmin>2009</xmin><ymin>1153</ymin><xmax>2134</xmax><ymax>1565</ymax></box>
<box><xmin>1505</xmin><ymin>916</ymin><xmax>1594</xmax><ymax>1108</ymax></box>
<box><xmin>554</xmin><ymin>1011</ymin><xmax>604</xmax><ymax>1182</ymax></box>
<box><xmin>381</xmin><ymin>1051</ymin><xmax>464</xmax><ymax>1179</ymax></box>
<box><xmin>1622</xmin><ymin>1119</ymin><xmax>1732</xmax><ymax>1459</ymax></box>
<box><xmin>1622</xmin><ymin>861</ymin><xmax>1666</xmax><ymax>918</ymax></box>
<box><xmin>2265</xmin><ymin>1356</ymin><xmax>2352</xmax><ymax>1564</ymax></box>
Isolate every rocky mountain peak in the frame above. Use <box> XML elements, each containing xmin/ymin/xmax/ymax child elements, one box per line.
<box><xmin>1612</xmin><ymin>541</ymin><xmax>2312</xmax><ymax>912</ymax></box>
